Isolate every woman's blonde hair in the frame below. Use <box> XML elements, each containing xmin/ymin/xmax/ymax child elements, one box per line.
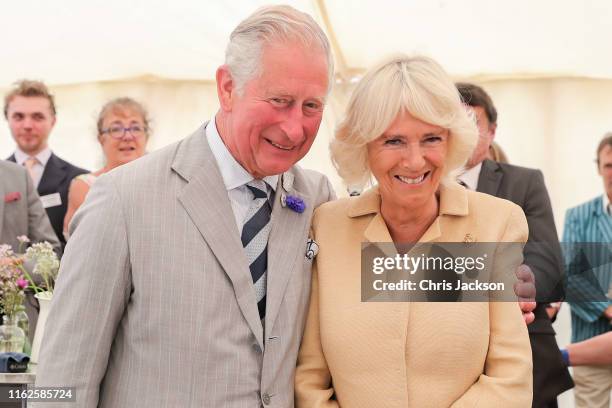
<box><xmin>331</xmin><ymin>55</ymin><xmax>477</xmax><ymax>188</ymax></box>
<box><xmin>96</xmin><ymin>97</ymin><xmax>151</xmax><ymax>137</ymax></box>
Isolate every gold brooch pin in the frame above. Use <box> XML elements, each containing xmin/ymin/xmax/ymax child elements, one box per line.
<box><xmin>463</xmin><ymin>233</ymin><xmax>475</xmax><ymax>244</ymax></box>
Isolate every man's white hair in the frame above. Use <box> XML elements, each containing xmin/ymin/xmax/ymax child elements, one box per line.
<box><xmin>225</xmin><ymin>5</ymin><xmax>334</xmax><ymax>94</ymax></box>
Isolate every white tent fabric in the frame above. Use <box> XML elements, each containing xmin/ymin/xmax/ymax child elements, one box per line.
<box><xmin>0</xmin><ymin>0</ymin><xmax>315</xmax><ymax>86</ymax></box>
<box><xmin>326</xmin><ymin>0</ymin><xmax>612</xmax><ymax>80</ymax></box>
<box><xmin>1</xmin><ymin>3</ymin><xmax>612</xmax><ymax>405</ymax></box>
<box><xmin>1</xmin><ymin>1</ymin><xmax>611</xmax><ymax>85</ymax></box>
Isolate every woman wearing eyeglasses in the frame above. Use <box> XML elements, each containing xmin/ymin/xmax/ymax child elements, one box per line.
<box><xmin>63</xmin><ymin>97</ymin><xmax>150</xmax><ymax>239</ymax></box>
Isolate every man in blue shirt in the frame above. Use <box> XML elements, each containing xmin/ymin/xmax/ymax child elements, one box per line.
<box><xmin>563</xmin><ymin>132</ymin><xmax>612</xmax><ymax>408</ymax></box>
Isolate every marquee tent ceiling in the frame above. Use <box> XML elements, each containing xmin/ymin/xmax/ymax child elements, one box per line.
<box><xmin>1</xmin><ymin>0</ymin><xmax>610</xmax><ymax>87</ymax></box>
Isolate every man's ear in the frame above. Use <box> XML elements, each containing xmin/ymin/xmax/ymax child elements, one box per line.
<box><xmin>597</xmin><ymin>160</ymin><xmax>603</xmax><ymax>176</ymax></box>
<box><xmin>216</xmin><ymin>65</ymin><xmax>235</xmax><ymax>112</ymax></box>
<box><xmin>489</xmin><ymin>122</ymin><xmax>497</xmax><ymax>141</ymax></box>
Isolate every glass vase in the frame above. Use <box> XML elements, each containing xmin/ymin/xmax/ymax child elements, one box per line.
<box><xmin>15</xmin><ymin>306</ymin><xmax>31</xmax><ymax>355</ymax></box>
<box><xmin>0</xmin><ymin>314</ymin><xmax>26</xmax><ymax>353</ymax></box>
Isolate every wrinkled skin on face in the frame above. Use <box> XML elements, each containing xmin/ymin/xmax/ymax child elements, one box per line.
<box><xmin>215</xmin><ymin>41</ymin><xmax>329</xmax><ymax>178</ymax></box>
<box><xmin>367</xmin><ymin>111</ymin><xmax>449</xmax><ymax>213</ymax></box>
<box><xmin>98</xmin><ymin>109</ymin><xmax>148</xmax><ymax>168</ymax></box>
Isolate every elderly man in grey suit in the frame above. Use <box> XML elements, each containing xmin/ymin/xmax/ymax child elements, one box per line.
<box><xmin>1</xmin><ymin>160</ymin><xmax>60</xmax><ymax>340</ymax></box>
<box><xmin>34</xmin><ymin>6</ymin><xmax>334</xmax><ymax>407</ymax></box>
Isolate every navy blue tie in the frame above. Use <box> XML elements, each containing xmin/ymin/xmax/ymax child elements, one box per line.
<box><xmin>241</xmin><ymin>180</ymin><xmax>272</xmax><ymax>320</ymax></box>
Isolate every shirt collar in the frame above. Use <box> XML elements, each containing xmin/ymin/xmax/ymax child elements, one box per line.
<box><xmin>457</xmin><ymin>162</ymin><xmax>483</xmax><ymax>191</ymax></box>
<box><xmin>206</xmin><ymin>117</ymin><xmax>278</xmax><ymax>191</ymax></box>
<box><xmin>14</xmin><ymin>146</ymin><xmax>52</xmax><ymax>167</ymax></box>
<box><xmin>348</xmin><ymin>181</ymin><xmax>469</xmax><ymax>218</ymax></box>
<box><xmin>603</xmin><ymin>193</ymin><xmax>611</xmax><ymax>216</ymax></box>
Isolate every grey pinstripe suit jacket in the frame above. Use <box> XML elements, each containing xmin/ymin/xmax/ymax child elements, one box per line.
<box><xmin>33</xmin><ymin>124</ymin><xmax>336</xmax><ymax>407</ymax></box>
<box><xmin>0</xmin><ymin>160</ymin><xmax>60</xmax><ymax>252</ymax></box>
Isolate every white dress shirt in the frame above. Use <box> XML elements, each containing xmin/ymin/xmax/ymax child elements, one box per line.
<box><xmin>14</xmin><ymin>146</ymin><xmax>52</xmax><ymax>188</ymax></box>
<box><xmin>457</xmin><ymin>162</ymin><xmax>482</xmax><ymax>191</ymax></box>
<box><xmin>206</xmin><ymin>118</ymin><xmax>278</xmax><ymax>231</ymax></box>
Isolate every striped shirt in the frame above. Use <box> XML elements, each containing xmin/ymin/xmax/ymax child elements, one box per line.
<box><xmin>562</xmin><ymin>195</ymin><xmax>612</xmax><ymax>342</ymax></box>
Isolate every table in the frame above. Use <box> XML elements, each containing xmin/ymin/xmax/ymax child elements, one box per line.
<box><xmin>0</xmin><ymin>365</ymin><xmax>35</xmax><ymax>408</ymax></box>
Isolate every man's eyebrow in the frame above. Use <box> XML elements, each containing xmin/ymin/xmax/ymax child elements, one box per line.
<box><xmin>264</xmin><ymin>88</ymin><xmax>290</xmax><ymax>96</ymax></box>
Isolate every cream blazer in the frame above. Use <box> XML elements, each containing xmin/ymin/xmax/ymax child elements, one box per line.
<box><xmin>296</xmin><ymin>183</ymin><xmax>533</xmax><ymax>408</ymax></box>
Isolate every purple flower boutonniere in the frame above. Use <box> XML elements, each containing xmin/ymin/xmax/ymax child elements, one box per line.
<box><xmin>282</xmin><ymin>194</ymin><xmax>306</xmax><ymax>213</ymax></box>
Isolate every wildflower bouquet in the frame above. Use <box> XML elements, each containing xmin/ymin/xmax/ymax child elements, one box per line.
<box><xmin>0</xmin><ymin>244</ymin><xmax>28</xmax><ymax>317</ymax></box>
<box><xmin>22</xmin><ymin>241</ymin><xmax>60</xmax><ymax>294</ymax></box>
<box><xmin>1</xmin><ymin>236</ymin><xmax>60</xmax><ymax>296</ymax></box>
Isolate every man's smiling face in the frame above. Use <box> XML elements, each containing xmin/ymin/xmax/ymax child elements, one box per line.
<box><xmin>220</xmin><ymin>41</ymin><xmax>329</xmax><ymax>178</ymax></box>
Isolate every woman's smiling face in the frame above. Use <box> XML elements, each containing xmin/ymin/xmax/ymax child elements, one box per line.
<box><xmin>367</xmin><ymin>110</ymin><xmax>448</xmax><ymax>210</ymax></box>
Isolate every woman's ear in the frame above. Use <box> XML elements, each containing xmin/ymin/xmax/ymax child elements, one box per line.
<box><xmin>488</xmin><ymin>123</ymin><xmax>498</xmax><ymax>140</ymax></box>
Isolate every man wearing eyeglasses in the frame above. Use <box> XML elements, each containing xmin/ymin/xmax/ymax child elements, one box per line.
<box><xmin>4</xmin><ymin>80</ymin><xmax>88</xmax><ymax>248</ymax></box>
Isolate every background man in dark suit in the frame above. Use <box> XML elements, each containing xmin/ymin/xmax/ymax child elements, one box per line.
<box><xmin>457</xmin><ymin>82</ymin><xmax>573</xmax><ymax>408</ymax></box>
<box><xmin>4</xmin><ymin>80</ymin><xmax>87</xmax><ymax>247</ymax></box>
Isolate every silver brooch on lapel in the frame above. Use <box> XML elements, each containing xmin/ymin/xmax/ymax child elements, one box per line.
<box><xmin>306</xmin><ymin>238</ymin><xmax>319</xmax><ymax>260</ymax></box>
<box><xmin>463</xmin><ymin>233</ymin><xmax>476</xmax><ymax>244</ymax></box>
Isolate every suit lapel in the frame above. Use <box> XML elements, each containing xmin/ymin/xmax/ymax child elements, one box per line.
<box><xmin>359</xmin><ymin>187</ymin><xmax>451</xmax><ymax>245</ymax></box>
<box><xmin>173</xmin><ymin>125</ymin><xmax>264</xmax><ymax>347</ymax></box>
<box><xmin>364</xmin><ymin>213</ymin><xmax>393</xmax><ymax>243</ymax></box>
<box><xmin>476</xmin><ymin>159</ymin><xmax>503</xmax><ymax>196</ymax></box>
<box><xmin>265</xmin><ymin>170</ymin><xmax>312</xmax><ymax>334</ymax></box>
<box><xmin>357</xmin><ymin>191</ymin><xmax>411</xmax><ymax>314</ymax></box>
<box><xmin>356</xmin><ymin>191</ymin><xmax>397</xmax><ymax>261</ymax></box>
<box><xmin>38</xmin><ymin>154</ymin><xmax>67</xmax><ymax>195</ymax></box>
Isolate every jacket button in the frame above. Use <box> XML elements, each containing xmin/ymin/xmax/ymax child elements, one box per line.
<box><xmin>262</xmin><ymin>393</ymin><xmax>271</xmax><ymax>405</ymax></box>
<box><xmin>252</xmin><ymin>343</ymin><xmax>261</xmax><ymax>353</ymax></box>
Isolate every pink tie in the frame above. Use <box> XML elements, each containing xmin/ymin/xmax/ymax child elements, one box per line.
<box><xmin>24</xmin><ymin>156</ymin><xmax>38</xmax><ymax>184</ymax></box>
